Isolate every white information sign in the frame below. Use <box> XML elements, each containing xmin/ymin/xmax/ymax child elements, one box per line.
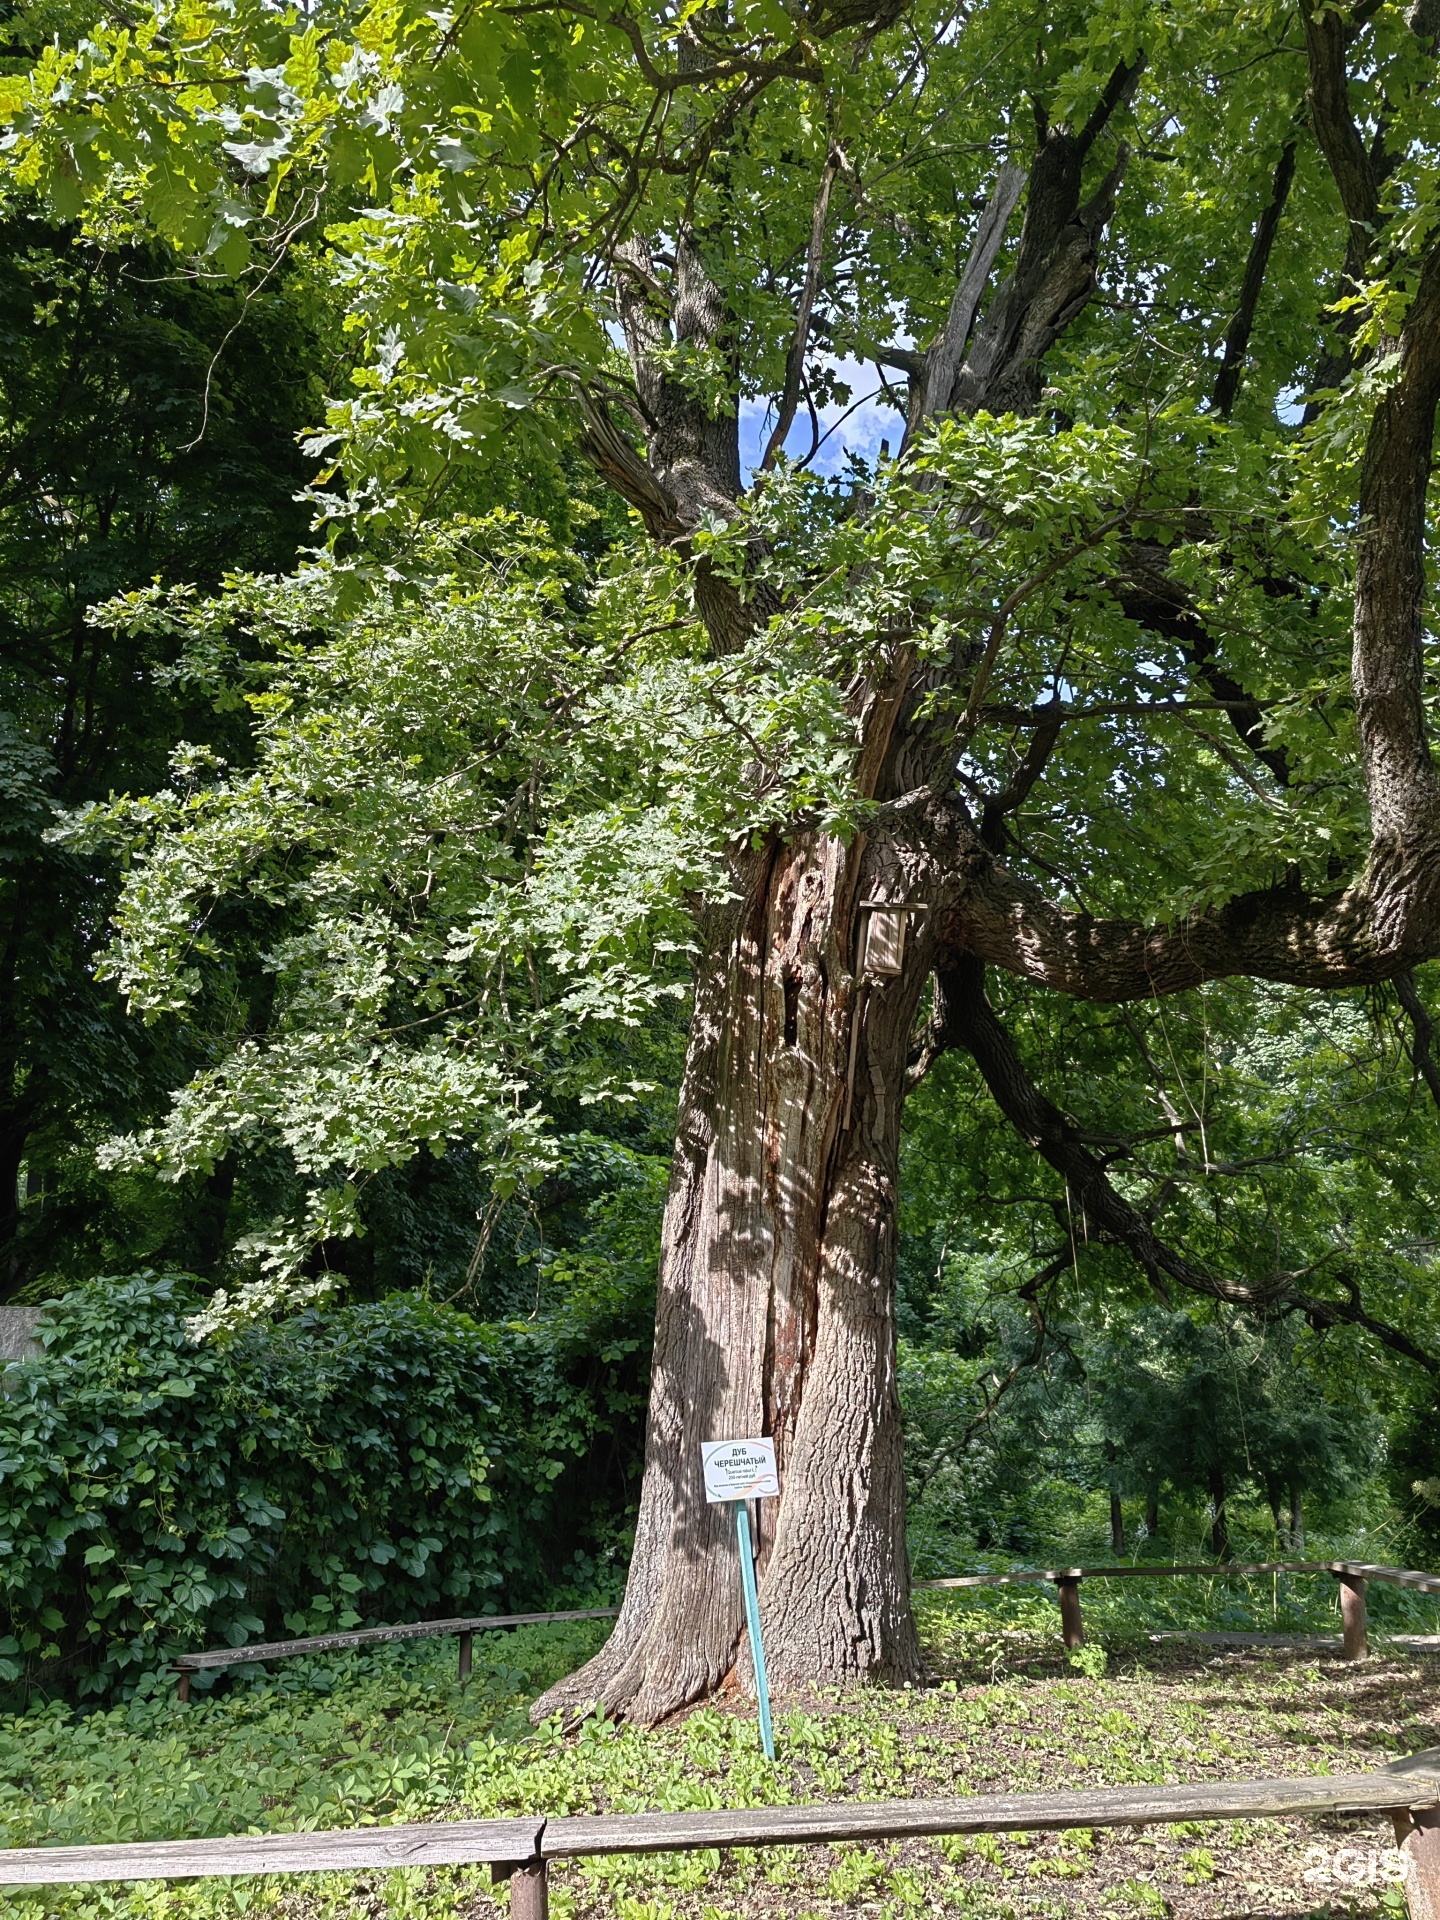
<box><xmin>701</xmin><ymin>1436</ymin><xmax>780</xmax><ymax>1504</ymax></box>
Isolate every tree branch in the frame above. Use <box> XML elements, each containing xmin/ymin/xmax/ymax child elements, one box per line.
<box><xmin>1116</xmin><ymin>545</ymin><xmax>1294</xmax><ymax>786</ymax></box>
<box><xmin>1349</xmin><ymin>239</ymin><xmax>1440</xmax><ymax>915</ymax></box>
<box><xmin>906</xmin><ymin>162</ymin><xmax>1026</xmax><ymax>433</ymax></box>
<box><xmin>957</xmin><ymin>851</ymin><xmax>1409</xmax><ymax>997</ymax></box>
<box><xmin>1211</xmin><ymin>136</ymin><xmax>1298</xmax><ymax>421</ymax></box>
<box><xmin>951</xmin><ymin>56</ymin><xmax>1145</xmax><ymax>416</ymax></box>
<box><xmin>1395</xmin><ymin>967</ymin><xmax>1440</xmax><ymax>1110</ymax></box>
<box><xmin>957</xmin><ymin>1255</ymin><xmax>1067</xmax><ymax>1446</ymax></box>
<box><xmin>598</xmin><ymin>8</ymin><xmax>816</xmax><ymax>95</ymax></box>
<box><xmin>761</xmin><ymin>142</ymin><xmax>846</xmax><ymax>472</ymax></box>
<box><xmin>953</xmin><ymin>231</ymin><xmax>1440</xmax><ymax>993</ymax></box>
<box><xmin>978</xmin><ymin>694</ymin><xmax>1064</xmax><ymax>854</ymax></box>
<box><xmin>931</xmin><ymin>958</ymin><xmax>1439</xmax><ymax>1371</ymax></box>
<box><xmin>572</xmin><ymin>380</ymin><xmax>683</xmax><ymax>540</ymax></box>
<box><xmin>599</xmin><ymin>212</ymin><xmax>773</xmax><ymax>653</ymax></box>
<box><xmin>1288</xmin><ymin>1272</ymin><xmax>1440</xmax><ymax>1374</ymax></box>
<box><xmin>1302</xmin><ymin>4</ymin><xmax>1381</xmax><ymax>251</ymax></box>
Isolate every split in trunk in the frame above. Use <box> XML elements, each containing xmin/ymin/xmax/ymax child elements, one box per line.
<box><xmin>534</xmin><ymin>833</ymin><xmax>940</xmax><ymax>1723</ymax></box>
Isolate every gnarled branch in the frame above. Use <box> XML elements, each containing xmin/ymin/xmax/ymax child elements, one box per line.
<box><xmin>951</xmin><ymin>56</ymin><xmax>1145</xmax><ymax>417</ymax></box>
<box><xmin>906</xmin><ymin>161</ymin><xmax>1026</xmax><ymax>433</ymax></box>
<box><xmin>929</xmin><ymin>957</ymin><xmax>1439</xmax><ymax>1371</ymax></box>
<box><xmin>760</xmin><ymin>142</ymin><xmax>847</xmax><ymax>472</ymax></box>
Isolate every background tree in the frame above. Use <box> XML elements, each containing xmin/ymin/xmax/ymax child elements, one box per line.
<box><xmin>0</xmin><ymin>223</ymin><xmax>323</xmax><ymax>1293</ymax></box>
<box><xmin>1093</xmin><ymin>1313</ymin><xmax>1377</xmax><ymax>1562</ymax></box>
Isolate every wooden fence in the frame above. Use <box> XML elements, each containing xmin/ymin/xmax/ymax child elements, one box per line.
<box><xmin>6</xmin><ymin>1567</ymin><xmax>1438</xmax><ymax>1915</ymax></box>
<box><xmin>171</xmin><ymin>1608</ymin><xmax>619</xmax><ymax>1700</ymax></box>
<box><xmin>166</xmin><ymin>1558</ymin><xmax>1440</xmax><ymax>1696</ymax></box>
<box><xmin>917</xmin><ymin>1558</ymin><xmax>1440</xmax><ymax>1659</ymax></box>
<box><xmin>2</xmin><ymin>1753</ymin><xmax>1438</xmax><ymax>1917</ymax></box>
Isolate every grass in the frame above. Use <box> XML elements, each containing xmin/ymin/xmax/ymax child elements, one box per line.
<box><xmin>3</xmin><ymin>1586</ymin><xmax>1439</xmax><ymax>1920</ymax></box>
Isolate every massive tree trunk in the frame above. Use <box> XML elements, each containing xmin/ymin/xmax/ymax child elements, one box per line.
<box><xmin>537</xmin><ymin>818</ymin><xmax>961</xmax><ymax>1721</ymax></box>
<box><xmin>536</xmin><ymin>65</ymin><xmax>1142</xmax><ymax>1718</ymax></box>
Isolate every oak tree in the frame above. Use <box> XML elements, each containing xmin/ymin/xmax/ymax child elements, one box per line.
<box><xmin>11</xmin><ymin>0</ymin><xmax>1440</xmax><ymax>1721</ymax></box>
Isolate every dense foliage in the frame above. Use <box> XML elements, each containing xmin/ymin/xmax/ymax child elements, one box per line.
<box><xmin>896</xmin><ymin>965</ymin><xmax>1440</xmax><ymax>1564</ymax></box>
<box><xmin>0</xmin><ymin>219</ymin><xmax>325</xmax><ymax>1293</ymax></box>
<box><xmin>0</xmin><ymin>1250</ymin><xmax>652</xmax><ymax>1697</ymax></box>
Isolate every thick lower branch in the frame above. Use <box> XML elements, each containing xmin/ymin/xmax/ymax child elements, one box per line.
<box><xmin>1287</xmin><ymin>1273</ymin><xmax>1440</xmax><ymax>1374</ymax></box>
<box><xmin>932</xmin><ymin>958</ymin><xmax>1439</xmax><ymax>1371</ymax></box>
<box><xmin>955</xmin><ymin>852</ymin><xmax>1440</xmax><ymax>998</ymax></box>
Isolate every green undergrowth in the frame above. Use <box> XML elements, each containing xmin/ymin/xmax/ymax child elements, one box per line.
<box><xmin>1</xmin><ymin>1620</ymin><xmax>611</xmax><ymax>1856</ymax></box>
<box><xmin>2</xmin><ymin>1601</ymin><xmax>1436</xmax><ymax>1920</ymax></box>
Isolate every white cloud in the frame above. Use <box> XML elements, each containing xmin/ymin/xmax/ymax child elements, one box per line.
<box><xmin>738</xmin><ymin>355</ymin><xmax>906</xmax><ymax>482</ymax></box>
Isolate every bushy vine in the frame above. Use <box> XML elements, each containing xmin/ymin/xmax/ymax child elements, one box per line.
<box><xmin>0</xmin><ymin>1271</ymin><xmax>648</xmax><ymax>1699</ymax></box>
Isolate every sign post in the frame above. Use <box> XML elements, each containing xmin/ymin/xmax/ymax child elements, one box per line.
<box><xmin>701</xmin><ymin>1437</ymin><xmax>779</xmax><ymax>1761</ymax></box>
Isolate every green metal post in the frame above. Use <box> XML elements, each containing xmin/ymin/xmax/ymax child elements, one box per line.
<box><xmin>733</xmin><ymin>1499</ymin><xmax>775</xmax><ymax>1761</ymax></box>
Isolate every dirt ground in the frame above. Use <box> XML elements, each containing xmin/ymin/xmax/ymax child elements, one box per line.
<box><xmin>509</xmin><ymin>1635</ymin><xmax>1439</xmax><ymax>1920</ymax></box>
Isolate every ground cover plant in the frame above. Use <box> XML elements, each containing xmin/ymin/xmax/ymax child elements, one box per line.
<box><xmin>2</xmin><ymin>1610</ymin><xmax>1437</xmax><ymax>1920</ymax></box>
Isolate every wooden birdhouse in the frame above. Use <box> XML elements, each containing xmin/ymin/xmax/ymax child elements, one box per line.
<box><xmin>860</xmin><ymin>904</ymin><xmax>924</xmax><ymax>979</ymax></box>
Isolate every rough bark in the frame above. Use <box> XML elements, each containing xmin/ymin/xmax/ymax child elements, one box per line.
<box><xmin>535</xmin><ymin>819</ymin><xmax>965</xmax><ymax>1721</ymax></box>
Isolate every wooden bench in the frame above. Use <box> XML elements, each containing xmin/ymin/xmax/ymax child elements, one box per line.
<box><xmin>917</xmin><ymin>1558</ymin><xmax>1440</xmax><ymax>1659</ymax></box>
<box><xmin>171</xmin><ymin>1608</ymin><xmax>619</xmax><ymax>1700</ymax></box>
<box><xmin>3</xmin><ymin>1753</ymin><xmax>1437</xmax><ymax>1918</ymax></box>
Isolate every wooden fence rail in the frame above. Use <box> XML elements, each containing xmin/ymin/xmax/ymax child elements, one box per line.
<box><xmin>3</xmin><ymin>1753</ymin><xmax>1438</xmax><ymax>1918</ymax></box>
<box><xmin>171</xmin><ymin>1608</ymin><xmax>620</xmax><ymax>1700</ymax></box>
<box><xmin>916</xmin><ymin>1558</ymin><xmax>1440</xmax><ymax>1659</ymax></box>
<box><xmin>165</xmin><ymin>1560</ymin><xmax>1440</xmax><ymax>1697</ymax></box>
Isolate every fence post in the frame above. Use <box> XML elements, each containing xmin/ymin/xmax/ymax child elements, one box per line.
<box><xmin>458</xmin><ymin>1631</ymin><xmax>473</xmax><ymax>1684</ymax></box>
<box><xmin>1392</xmin><ymin>1808</ymin><xmax>1440</xmax><ymax>1920</ymax></box>
<box><xmin>1336</xmin><ymin>1571</ymin><xmax>1368</xmax><ymax>1659</ymax></box>
<box><xmin>1056</xmin><ymin>1577</ymin><xmax>1084</xmax><ymax>1649</ymax></box>
<box><xmin>493</xmin><ymin>1859</ymin><xmax>548</xmax><ymax>1919</ymax></box>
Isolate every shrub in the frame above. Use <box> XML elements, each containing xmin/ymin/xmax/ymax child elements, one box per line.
<box><xmin>0</xmin><ymin>1273</ymin><xmax>642</xmax><ymax>1698</ymax></box>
